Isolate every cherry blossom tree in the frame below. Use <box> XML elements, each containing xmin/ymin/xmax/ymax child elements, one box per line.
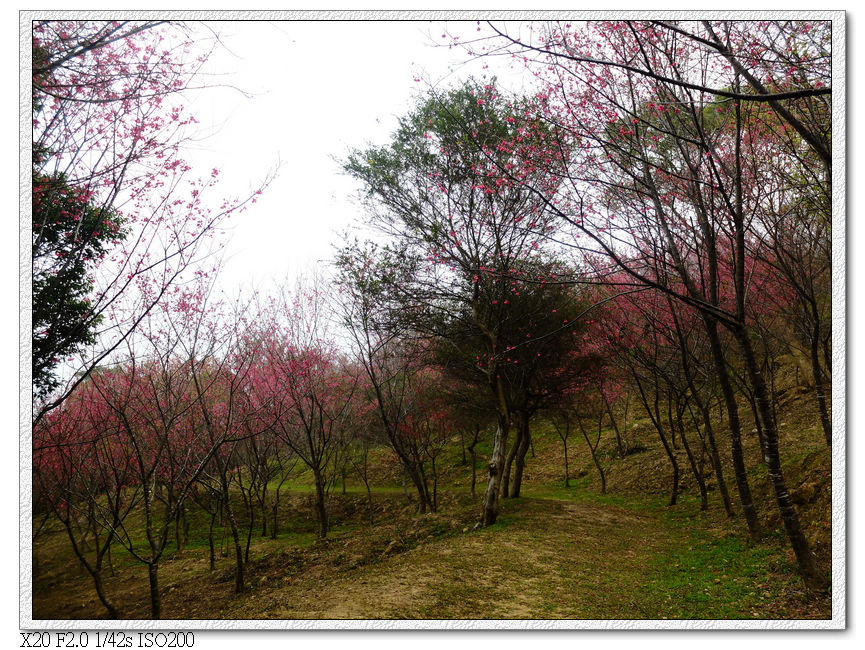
<box><xmin>247</xmin><ymin>278</ymin><xmax>360</xmax><ymax>538</ymax></box>
<box><xmin>37</xmin><ymin>273</ymin><xmax>260</xmax><ymax>617</ymax></box>
<box><xmin>33</xmin><ymin>381</ymin><xmax>134</xmax><ymax>618</ymax></box>
<box><xmin>336</xmin><ymin>245</ymin><xmax>444</xmax><ymax>514</ymax></box>
<box><xmin>458</xmin><ymin>20</ymin><xmax>830</xmax><ymax>589</ymax></box>
<box><xmin>31</xmin><ymin>20</ymin><xmax>272</xmax><ymax>419</ymax></box>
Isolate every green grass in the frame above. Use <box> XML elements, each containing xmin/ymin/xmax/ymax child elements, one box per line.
<box><xmin>643</xmin><ymin>534</ymin><xmax>781</xmax><ymax>619</ymax></box>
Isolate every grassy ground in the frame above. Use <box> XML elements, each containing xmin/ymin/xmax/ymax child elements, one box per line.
<box><xmin>32</xmin><ymin>370</ymin><xmax>832</xmax><ymax>620</ymax></box>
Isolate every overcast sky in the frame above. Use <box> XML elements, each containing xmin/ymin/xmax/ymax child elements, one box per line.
<box><xmin>179</xmin><ymin>20</ymin><xmax>516</xmax><ymax>295</ymax></box>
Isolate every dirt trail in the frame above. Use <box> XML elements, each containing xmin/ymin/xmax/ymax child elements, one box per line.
<box><xmin>228</xmin><ymin>497</ymin><xmax>667</xmax><ymax>619</ymax></box>
<box><xmin>33</xmin><ymin>492</ymin><xmax>829</xmax><ymax>620</ymax></box>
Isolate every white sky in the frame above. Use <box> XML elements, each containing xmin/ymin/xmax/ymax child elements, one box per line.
<box><xmin>179</xmin><ymin>20</ymin><xmax>513</xmax><ymax>294</ymax></box>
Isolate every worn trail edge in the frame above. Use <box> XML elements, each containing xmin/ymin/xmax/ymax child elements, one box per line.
<box><xmin>241</xmin><ymin>498</ymin><xmax>666</xmax><ymax>619</ymax></box>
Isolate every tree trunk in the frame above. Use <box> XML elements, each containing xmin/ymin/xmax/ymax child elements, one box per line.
<box><xmin>603</xmin><ymin>394</ymin><xmax>626</xmax><ymax>458</ymax></box>
<box><xmin>363</xmin><ymin>478</ymin><xmax>374</xmax><ymax>526</ymax></box>
<box><xmin>510</xmin><ymin>411</ymin><xmax>532</xmax><ymax>498</ymax></box>
<box><xmin>480</xmin><ymin>375</ymin><xmax>511</xmax><ymax>527</ymax></box>
<box><xmin>481</xmin><ymin>414</ymin><xmax>509</xmax><ymax>526</ymax></box>
<box><xmin>563</xmin><ymin>438</ymin><xmax>570</xmax><ymax>487</ymax></box>
<box><xmin>64</xmin><ymin>522</ymin><xmax>119</xmax><ymax>619</ymax></box>
<box><xmin>675</xmin><ymin>398</ymin><xmax>708</xmax><ymax>511</ymax></box>
<box><xmin>468</xmin><ymin>425</ymin><xmax>479</xmax><ymax>499</ymax></box>
<box><xmin>92</xmin><ymin>570</ymin><xmax>119</xmax><ymax>619</ymax></box>
<box><xmin>745</xmin><ymin>389</ymin><xmax>769</xmax><ymax>462</ymax></box>
<box><xmin>148</xmin><ymin>562</ymin><xmax>161</xmax><ymax>620</ymax></box>
<box><xmin>244</xmin><ymin>504</ymin><xmax>255</xmax><ymax>564</ymax></box>
<box><xmin>704</xmin><ymin>316</ymin><xmax>760</xmax><ymax>538</ymax></box>
<box><xmin>174</xmin><ymin>503</ymin><xmax>183</xmax><ymax>552</ymax></box>
<box><xmin>809</xmin><ymin>313</ymin><xmax>832</xmax><ymax>447</ymax></box>
<box><xmin>208</xmin><ymin>510</ymin><xmax>216</xmax><ymax>570</ymax></box>
<box><xmin>694</xmin><ymin>399</ymin><xmax>734</xmax><ymax>517</ymax></box>
<box><xmin>403</xmin><ymin>461</ymin><xmax>431</xmax><ymax>514</ymax></box>
<box><xmin>577</xmin><ymin>414</ymin><xmax>606</xmax><ymax>495</ymax></box>
<box><xmin>432</xmin><ymin>456</ymin><xmax>439</xmax><ymax>513</ymax></box>
<box><xmin>500</xmin><ymin>422</ymin><xmax>521</xmax><ymax>499</ymax></box>
<box><xmin>559</xmin><ymin>427</ymin><xmax>570</xmax><ymax>488</ymax></box>
<box><xmin>733</xmin><ymin>326</ymin><xmax>826</xmax><ymax>591</ymax></box>
<box><xmin>220</xmin><ymin>477</ymin><xmax>245</xmax><ymax>593</ymax></box>
<box><xmin>634</xmin><ymin>373</ymin><xmax>677</xmax><ymax>505</ymax></box>
<box><xmin>671</xmin><ymin>296</ymin><xmax>734</xmax><ymax>517</ymax></box>
<box><xmin>258</xmin><ymin>479</ymin><xmax>269</xmax><ymax>538</ymax></box>
<box><xmin>313</xmin><ymin>469</ymin><xmax>329</xmax><ymax>539</ymax></box>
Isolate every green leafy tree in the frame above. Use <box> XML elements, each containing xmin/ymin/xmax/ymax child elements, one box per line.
<box><xmin>32</xmin><ymin>167</ymin><xmax>124</xmax><ymax>398</ymax></box>
<box><xmin>342</xmin><ymin>79</ymin><xmax>576</xmax><ymax>525</ymax></box>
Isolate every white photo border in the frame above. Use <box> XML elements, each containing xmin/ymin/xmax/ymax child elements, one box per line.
<box><xmin>19</xmin><ymin>8</ymin><xmax>847</xmax><ymax>631</ymax></box>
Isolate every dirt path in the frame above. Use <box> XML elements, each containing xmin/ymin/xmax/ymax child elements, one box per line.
<box><xmin>226</xmin><ymin>497</ymin><xmax>668</xmax><ymax>619</ymax></box>
<box><xmin>34</xmin><ymin>492</ymin><xmax>828</xmax><ymax>620</ymax></box>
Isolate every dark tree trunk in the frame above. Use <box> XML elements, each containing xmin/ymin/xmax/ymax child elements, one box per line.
<box><xmin>148</xmin><ymin>562</ymin><xmax>161</xmax><ymax>620</ymax></box>
<box><xmin>808</xmin><ymin>310</ymin><xmax>832</xmax><ymax>447</ymax></box>
<box><xmin>432</xmin><ymin>456</ymin><xmax>439</xmax><ymax>512</ymax></box>
<box><xmin>744</xmin><ymin>387</ymin><xmax>769</xmax><ymax>462</ymax></box>
<box><xmin>417</xmin><ymin>461</ymin><xmax>435</xmax><ymax>513</ymax></box>
<box><xmin>510</xmin><ymin>411</ymin><xmax>532</xmax><ymax>498</ymax></box>
<box><xmin>313</xmin><ymin>469</ymin><xmax>329</xmax><ymax>539</ymax></box>
<box><xmin>92</xmin><ymin>570</ymin><xmax>119</xmax><ymax>619</ymax></box>
<box><xmin>704</xmin><ymin>316</ymin><xmax>760</xmax><ymax>538</ymax></box>
<box><xmin>603</xmin><ymin>394</ymin><xmax>626</xmax><ymax>458</ymax></box>
<box><xmin>576</xmin><ymin>414</ymin><xmax>606</xmax><ymax>495</ymax></box>
<box><xmin>403</xmin><ymin>460</ymin><xmax>432</xmax><ymax>514</ymax></box>
<box><xmin>481</xmin><ymin>375</ymin><xmax>511</xmax><ymax>527</ymax></box>
<box><xmin>669</xmin><ymin>293</ymin><xmax>734</xmax><ymax>517</ymax></box>
<box><xmin>562</xmin><ymin>436</ymin><xmax>570</xmax><ymax>487</ymax></box>
<box><xmin>64</xmin><ymin>521</ymin><xmax>119</xmax><ymax>619</ymax></box>
<box><xmin>668</xmin><ymin>399</ymin><xmax>677</xmax><ymax>450</ymax></box>
<box><xmin>467</xmin><ymin>425</ymin><xmax>480</xmax><ymax>499</ymax></box>
<box><xmin>107</xmin><ymin>539</ymin><xmax>114</xmax><ymax>577</ymax></box>
<box><xmin>208</xmin><ymin>512</ymin><xmax>216</xmax><ymax>571</ymax></box>
<box><xmin>174</xmin><ymin>502</ymin><xmax>183</xmax><ymax>552</ymax></box>
<box><xmin>363</xmin><ymin>478</ymin><xmax>374</xmax><ymax>526</ymax></box>
<box><xmin>733</xmin><ymin>326</ymin><xmax>826</xmax><ymax>591</ymax></box>
<box><xmin>674</xmin><ymin>397</ymin><xmax>708</xmax><ymax>511</ymax></box>
<box><xmin>220</xmin><ymin>476</ymin><xmax>245</xmax><ymax>594</ymax></box>
<box><xmin>693</xmin><ymin>399</ymin><xmax>734</xmax><ymax>517</ymax></box>
<box><xmin>258</xmin><ymin>478</ymin><xmax>269</xmax><ymax>537</ymax></box>
<box><xmin>501</xmin><ymin>421</ymin><xmax>521</xmax><ymax>499</ymax></box>
<box><xmin>553</xmin><ymin>413</ymin><xmax>572</xmax><ymax>486</ymax></box>
<box><xmin>244</xmin><ymin>503</ymin><xmax>255</xmax><ymax>564</ymax></box>
<box><xmin>634</xmin><ymin>373</ymin><xmax>678</xmax><ymax>505</ymax></box>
